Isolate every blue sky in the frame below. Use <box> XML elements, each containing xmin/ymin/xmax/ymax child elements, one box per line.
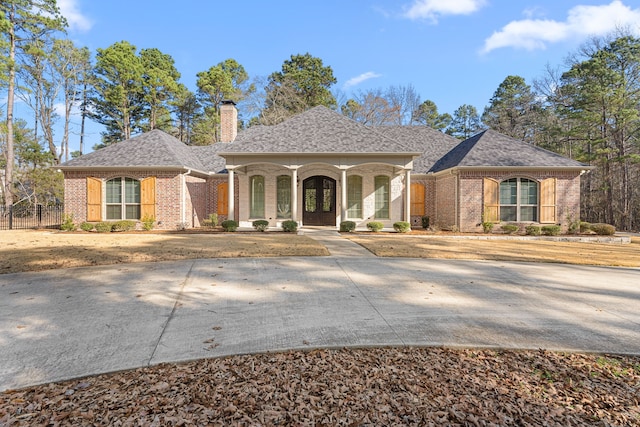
<box><xmin>47</xmin><ymin>0</ymin><xmax>640</xmax><ymax>152</ymax></box>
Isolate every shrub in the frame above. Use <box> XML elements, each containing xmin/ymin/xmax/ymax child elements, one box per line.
<box><xmin>340</xmin><ymin>221</ymin><xmax>356</xmax><ymax>232</ymax></box>
<box><xmin>500</xmin><ymin>224</ymin><xmax>519</xmax><ymax>234</ymax></box>
<box><xmin>60</xmin><ymin>214</ymin><xmax>76</xmax><ymax>231</ymax></box>
<box><xmin>208</xmin><ymin>213</ymin><xmax>218</xmax><ymax>227</ymax></box>
<box><xmin>366</xmin><ymin>221</ymin><xmax>384</xmax><ymax>232</ymax></box>
<box><xmin>590</xmin><ymin>223</ymin><xmax>616</xmax><ymax>236</ymax></box>
<box><xmin>525</xmin><ymin>225</ymin><xmax>541</xmax><ymax>236</ymax></box>
<box><xmin>421</xmin><ymin>215</ymin><xmax>430</xmax><ymax>229</ymax></box>
<box><xmin>282</xmin><ymin>220</ymin><xmax>298</xmax><ymax>232</ymax></box>
<box><xmin>482</xmin><ymin>221</ymin><xmax>494</xmax><ymax>234</ymax></box>
<box><xmin>112</xmin><ymin>220</ymin><xmax>136</xmax><ymax>232</ymax></box>
<box><xmin>566</xmin><ymin>213</ymin><xmax>581</xmax><ymax>235</ymax></box>
<box><xmin>541</xmin><ymin>225</ymin><xmax>561</xmax><ymax>236</ymax></box>
<box><xmin>393</xmin><ymin>221</ymin><xmax>411</xmax><ymax>233</ymax></box>
<box><xmin>579</xmin><ymin>221</ymin><xmax>592</xmax><ymax>233</ymax></box>
<box><xmin>80</xmin><ymin>222</ymin><xmax>94</xmax><ymax>232</ymax></box>
<box><xmin>252</xmin><ymin>219</ymin><xmax>269</xmax><ymax>232</ymax></box>
<box><xmin>95</xmin><ymin>222</ymin><xmax>113</xmax><ymax>233</ymax></box>
<box><xmin>141</xmin><ymin>215</ymin><xmax>155</xmax><ymax>231</ymax></box>
<box><xmin>221</xmin><ymin>220</ymin><xmax>238</xmax><ymax>232</ymax></box>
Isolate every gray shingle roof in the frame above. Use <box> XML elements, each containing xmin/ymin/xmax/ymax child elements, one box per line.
<box><xmin>59</xmin><ymin>129</ymin><xmax>215</xmax><ymax>173</ymax></box>
<box><xmin>430</xmin><ymin>129</ymin><xmax>589</xmax><ymax>172</ymax></box>
<box><xmin>219</xmin><ymin>106</ymin><xmax>419</xmax><ymax>154</ymax></box>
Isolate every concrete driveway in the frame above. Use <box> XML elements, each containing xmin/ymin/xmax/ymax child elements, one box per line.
<box><xmin>1</xmin><ymin>231</ymin><xmax>639</xmax><ymax>391</ymax></box>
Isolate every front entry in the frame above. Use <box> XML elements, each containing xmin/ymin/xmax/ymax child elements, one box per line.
<box><xmin>303</xmin><ymin>176</ymin><xmax>336</xmax><ymax>226</ymax></box>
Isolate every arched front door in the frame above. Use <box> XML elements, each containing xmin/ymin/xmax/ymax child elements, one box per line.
<box><xmin>303</xmin><ymin>176</ymin><xmax>336</xmax><ymax>226</ymax></box>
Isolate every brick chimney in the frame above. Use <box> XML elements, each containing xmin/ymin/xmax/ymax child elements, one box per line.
<box><xmin>220</xmin><ymin>100</ymin><xmax>238</xmax><ymax>143</ymax></box>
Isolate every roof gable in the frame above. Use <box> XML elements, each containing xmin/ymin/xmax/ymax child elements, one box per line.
<box><xmin>430</xmin><ymin>129</ymin><xmax>588</xmax><ymax>172</ymax></box>
<box><xmin>220</xmin><ymin>106</ymin><xmax>418</xmax><ymax>154</ymax></box>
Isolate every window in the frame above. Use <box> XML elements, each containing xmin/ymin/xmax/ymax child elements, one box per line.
<box><xmin>499</xmin><ymin>178</ymin><xmax>538</xmax><ymax>222</ymax></box>
<box><xmin>374</xmin><ymin>175</ymin><xmax>390</xmax><ymax>219</ymax></box>
<box><xmin>410</xmin><ymin>183</ymin><xmax>425</xmax><ymax>216</ymax></box>
<box><xmin>347</xmin><ymin>175</ymin><xmax>362</xmax><ymax>218</ymax></box>
<box><xmin>277</xmin><ymin>175</ymin><xmax>291</xmax><ymax>218</ymax></box>
<box><xmin>106</xmin><ymin>177</ymin><xmax>140</xmax><ymax>220</ymax></box>
<box><xmin>250</xmin><ymin>175</ymin><xmax>265</xmax><ymax>218</ymax></box>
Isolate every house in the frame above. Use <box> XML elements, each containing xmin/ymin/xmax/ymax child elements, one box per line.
<box><xmin>58</xmin><ymin>102</ymin><xmax>590</xmax><ymax>232</ymax></box>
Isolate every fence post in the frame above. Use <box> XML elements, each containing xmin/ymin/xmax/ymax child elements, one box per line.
<box><xmin>8</xmin><ymin>205</ymin><xmax>12</xmax><ymax>230</ymax></box>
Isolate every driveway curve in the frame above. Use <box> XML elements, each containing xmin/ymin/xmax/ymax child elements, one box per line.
<box><xmin>1</xmin><ymin>230</ymin><xmax>639</xmax><ymax>391</ymax></box>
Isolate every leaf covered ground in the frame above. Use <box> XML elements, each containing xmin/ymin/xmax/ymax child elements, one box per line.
<box><xmin>1</xmin><ymin>348</ymin><xmax>639</xmax><ymax>426</ymax></box>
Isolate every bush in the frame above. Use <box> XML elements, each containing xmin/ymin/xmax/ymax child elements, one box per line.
<box><xmin>95</xmin><ymin>222</ymin><xmax>113</xmax><ymax>233</ymax></box>
<box><xmin>541</xmin><ymin>225</ymin><xmax>561</xmax><ymax>236</ymax></box>
<box><xmin>221</xmin><ymin>220</ymin><xmax>238</xmax><ymax>232</ymax></box>
<box><xmin>208</xmin><ymin>213</ymin><xmax>218</xmax><ymax>227</ymax></box>
<box><xmin>500</xmin><ymin>224</ymin><xmax>519</xmax><ymax>234</ymax></box>
<box><xmin>80</xmin><ymin>222</ymin><xmax>94</xmax><ymax>232</ymax></box>
<box><xmin>525</xmin><ymin>225</ymin><xmax>541</xmax><ymax>236</ymax></box>
<box><xmin>579</xmin><ymin>221</ymin><xmax>592</xmax><ymax>233</ymax></box>
<box><xmin>482</xmin><ymin>221</ymin><xmax>494</xmax><ymax>234</ymax></box>
<box><xmin>141</xmin><ymin>215</ymin><xmax>155</xmax><ymax>231</ymax></box>
<box><xmin>252</xmin><ymin>219</ymin><xmax>269</xmax><ymax>232</ymax></box>
<box><xmin>421</xmin><ymin>215</ymin><xmax>430</xmax><ymax>229</ymax></box>
<box><xmin>590</xmin><ymin>223</ymin><xmax>616</xmax><ymax>236</ymax></box>
<box><xmin>340</xmin><ymin>221</ymin><xmax>356</xmax><ymax>232</ymax></box>
<box><xmin>282</xmin><ymin>220</ymin><xmax>298</xmax><ymax>232</ymax></box>
<box><xmin>366</xmin><ymin>221</ymin><xmax>384</xmax><ymax>232</ymax></box>
<box><xmin>393</xmin><ymin>221</ymin><xmax>411</xmax><ymax>233</ymax></box>
<box><xmin>111</xmin><ymin>220</ymin><xmax>136</xmax><ymax>232</ymax></box>
<box><xmin>60</xmin><ymin>214</ymin><xmax>76</xmax><ymax>231</ymax></box>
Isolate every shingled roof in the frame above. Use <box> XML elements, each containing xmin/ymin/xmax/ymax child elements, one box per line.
<box><xmin>59</xmin><ymin>129</ymin><xmax>217</xmax><ymax>174</ymax></box>
<box><xmin>430</xmin><ymin>129</ymin><xmax>589</xmax><ymax>172</ymax></box>
<box><xmin>219</xmin><ymin>106</ymin><xmax>419</xmax><ymax>154</ymax></box>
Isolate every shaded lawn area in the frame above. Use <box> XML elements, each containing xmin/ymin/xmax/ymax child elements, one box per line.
<box><xmin>345</xmin><ymin>234</ymin><xmax>640</xmax><ymax>267</ymax></box>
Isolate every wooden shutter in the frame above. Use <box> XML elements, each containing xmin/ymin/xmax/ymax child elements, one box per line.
<box><xmin>217</xmin><ymin>182</ymin><xmax>228</xmax><ymax>215</ymax></box>
<box><xmin>86</xmin><ymin>177</ymin><xmax>102</xmax><ymax>222</ymax></box>
<box><xmin>140</xmin><ymin>176</ymin><xmax>156</xmax><ymax>219</ymax></box>
<box><xmin>483</xmin><ymin>178</ymin><xmax>499</xmax><ymax>222</ymax></box>
<box><xmin>410</xmin><ymin>183</ymin><xmax>425</xmax><ymax>216</ymax></box>
<box><xmin>540</xmin><ymin>178</ymin><xmax>557</xmax><ymax>223</ymax></box>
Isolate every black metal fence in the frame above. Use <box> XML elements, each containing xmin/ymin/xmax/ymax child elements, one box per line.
<box><xmin>0</xmin><ymin>204</ymin><xmax>64</xmax><ymax>230</ymax></box>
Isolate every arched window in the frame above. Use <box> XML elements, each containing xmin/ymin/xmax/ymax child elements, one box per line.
<box><xmin>277</xmin><ymin>175</ymin><xmax>291</xmax><ymax>218</ymax></box>
<box><xmin>250</xmin><ymin>175</ymin><xmax>265</xmax><ymax>218</ymax></box>
<box><xmin>500</xmin><ymin>178</ymin><xmax>538</xmax><ymax>222</ymax></box>
<box><xmin>106</xmin><ymin>177</ymin><xmax>140</xmax><ymax>220</ymax></box>
<box><xmin>347</xmin><ymin>175</ymin><xmax>362</xmax><ymax>218</ymax></box>
<box><xmin>374</xmin><ymin>175</ymin><xmax>390</xmax><ymax>219</ymax></box>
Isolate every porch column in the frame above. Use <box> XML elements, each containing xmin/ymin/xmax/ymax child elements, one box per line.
<box><xmin>227</xmin><ymin>168</ymin><xmax>235</xmax><ymax>221</ymax></box>
<box><xmin>404</xmin><ymin>169</ymin><xmax>411</xmax><ymax>223</ymax></box>
<box><xmin>291</xmin><ymin>168</ymin><xmax>298</xmax><ymax>222</ymax></box>
<box><xmin>341</xmin><ymin>169</ymin><xmax>347</xmax><ymax>223</ymax></box>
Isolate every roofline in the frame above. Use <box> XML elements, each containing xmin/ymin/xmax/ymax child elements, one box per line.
<box><xmin>429</xmin><ymin>165</ymin><xmax>594</xmax><ymax>176</ymax></box>
<box><xmin>218</xmin><ymin>151</ymin><xmax>423</xmax><ymax>157</ymax></box>
<box><xmin>56</xmin><ymin>165</ymin><xmax>211</xmax><ymax>177</ymax></box>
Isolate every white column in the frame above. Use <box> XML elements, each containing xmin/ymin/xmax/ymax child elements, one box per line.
<box><xmin>291</xmin><ymin>168</ymin><xmax>298</xmax><ymax>222</ymax></box>
<box><xmin>228</xmin><ymin>168</ymin><xmax>235</xmax><ymax>221</ymax></box>
<box><xmin>405</xmin><ymin>169</ymin><xmax>411</xmax><ymax>223</ymax></box>
<box><xmin>341</xmin><ymin>169</ymin><xmax>347</xmax><ymax>223</ymax></box>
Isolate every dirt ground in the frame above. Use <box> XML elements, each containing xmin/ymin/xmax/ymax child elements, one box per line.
<box><xmin>1</xmin><ymin>229</ymin><xmax>639</xmax><ymax>425</ymax></box>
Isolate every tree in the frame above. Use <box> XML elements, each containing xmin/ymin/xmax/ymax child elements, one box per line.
<box><xmin>89</xmin><ymin>41</ymin><xmax>144</xmax><ymax>146</ymax></box>
<box><xmin>0</xmin><ymin>0</ymin><xmax>66</xmax><ymax>208</ymax></box>
<box><xmin>140</xmin><ymin>47</ymin><xmax>181</xmax><ymax>132</ymax></box>
<box><xmin>482</xmin><ymin>75</ymin><xmax>540</xmax><ymax>143</ymax></box>
<box><xmin>195</xmin><ymin>58</ymin><xmax>251</xmax><ymax>143</ymax></box>
<box><xmin>446</xmin><ymin>104</ymin><xmax>483</xmax><ymax>139</ymax></box>
<box><xmin>261</xmin><ymin>53</ymin><xmax>336</xmax><ymax>124</ymax></box>
<box><xmin>172</xmin><ymin>85</ymin><xmax>201</xmax><ymax>144</ymax></box>
<box><xmin>341</xmin><ymin>89</ymin><xmax>399</xmax><ymax>125</ymax></box>
<box><xmin>412</xmin><ymin>99</ymin><xmax>452</xmax><ymax>131</ymax></box>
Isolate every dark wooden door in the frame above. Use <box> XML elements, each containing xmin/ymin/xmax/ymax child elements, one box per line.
<box><xmin>303</xmin><ymin>176</ymin><xmax>336</xmax><ymax>226</ymax></box>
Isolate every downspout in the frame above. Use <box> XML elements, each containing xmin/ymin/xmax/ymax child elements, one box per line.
<box><xmin>181</xmin><ymin>169</ymin><xmax>192</xmax><ymax>227</ymax></box>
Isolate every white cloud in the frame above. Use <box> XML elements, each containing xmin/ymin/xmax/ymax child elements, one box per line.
<box><xmin>58</xmin><ymin>0</ymin><xmax>92</xmax><ymax>32</ymax></box>
<box><xmin>403</xmin><ymin>0</ymin><xmax>486</xmax><ymax>22</ymax></box>
<box><xmin>482</xmin><ymin>1</ymin><xmax>640</xmax><ymax>53</ymax></box>
<box><xmin>343</xmin><ymin>72</ymin><xmax>382</xmax><ymax>89</ymax></box>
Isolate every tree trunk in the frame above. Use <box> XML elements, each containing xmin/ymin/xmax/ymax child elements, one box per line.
<box><xmin>4</xmin><ymin>8</ymin><xmax>16</xmax><ymax>209</ymax></box>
